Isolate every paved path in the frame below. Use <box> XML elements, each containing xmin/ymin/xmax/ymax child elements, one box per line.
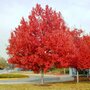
<box><xmin>0</xmin><ymin>70</ymin><xmax>14</xmax><ymax>74</ymax></box>
<box><xmin>0</xmin><ymin>74</ymin><xmax>74</xmax><ymax>84</ymax></box>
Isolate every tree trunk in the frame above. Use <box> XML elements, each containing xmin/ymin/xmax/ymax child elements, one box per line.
<box><xmin>41</xmin><ymin>69</ymin><xmax>44</xmax><ymax>84</ymax></box>
<box><xmin>76</xmin><ymin>70</ymin><xmax>79</xmax><ymax>83</ymax></box>
<box><xmin>87</xmin><ymin>70</ymin><xmax>88</xmax><ymax>78</ymax></box>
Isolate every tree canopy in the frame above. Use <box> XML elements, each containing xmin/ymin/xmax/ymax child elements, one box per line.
<box><xmin>7</xmin><ymin>4</ymin><xmax>90</xmax><ymax>74</ymax></box>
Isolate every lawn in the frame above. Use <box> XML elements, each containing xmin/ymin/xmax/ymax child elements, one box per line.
<box><xmin>0</xmin><ymin>71</ymin><xmax>89</xmax><ymax>90</ymax></box>
<box><xmin>0</xmin><ymin>82</ymin><xmax>90</xmax><ymax>90</ymax></box>
<box><xmin>0</xmin><ymin>73</ymin><xmax>29</xmax><ymax>79</ymax></box>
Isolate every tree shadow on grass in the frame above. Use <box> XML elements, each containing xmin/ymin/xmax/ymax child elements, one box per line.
<box><xmin>61</xmin><ymin>80</ymin><xmax>90</xmax><ymax>84</ymax></box>
<box><xmin>33</xmin><ymin>83</ymin><xmax>52</xmax><ymax>86</ymax></box>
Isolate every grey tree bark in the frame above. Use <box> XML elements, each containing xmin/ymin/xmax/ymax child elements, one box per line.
<box><xmin>76</xmin><ymin>70</ymin><xmax>79</xmax><ymax>83</ymax></box>
<box><xmin>41</xmin><ymin>69</ymin><xmax>44</xmax><ymax>84</ymax></box>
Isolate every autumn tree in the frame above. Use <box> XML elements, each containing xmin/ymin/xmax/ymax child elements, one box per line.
<box><xmin>7</xmin><ymin>4</ymin><xmax>68</xmax><ymax>84</ymax></box>
<box><xmin>69</xmin><ymin>29</ymin><xmax>83</xmax><ymax>68</ymax></box>
<box><xmin>69</xmin><ymin>29</ymin><xmax>90</xmax><ymax>83</ymax></box>
<box><xmin>76</xmin><ymin>36</ymin><xmax>90</xmax><ymax>82</ymax></box>
<box><xmin>76</xmin><ymin>37</ymin><xmax>90</xmax><ymax>70</ymax></box>
<box><xmin>0</xmin><ymin>57</ymin><xmax>8</xmax><ymax>69</ymax></box>
<box><xmin>69</xmin><ymin>29</ymin><xmax>83</xmax><ymax>83</ymax></box>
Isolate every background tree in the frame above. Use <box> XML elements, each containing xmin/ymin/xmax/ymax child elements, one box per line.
<box><xmin>69</xmin><ymin>29</ymin><xmax>83</xmax><ymax>83</ymax></box>
<box><xmin>0</xmin><ymin>57</ymin><xmax>8</xmax><ymax>69</ymax></box>
<box><xmin>69</xmin><ymin>29</ymin><xmax>90</xmax><ymax>83</ymax></box>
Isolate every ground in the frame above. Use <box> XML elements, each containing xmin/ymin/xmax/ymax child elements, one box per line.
<box><xmin>0</xmin><ymin>71</ymin><xmax>89</xmax><ymax>90</ymax></box>
<box><xmin>0</xmin><ymin>82</ymin><xmax>90</xmax><ymax>90</ymax></box>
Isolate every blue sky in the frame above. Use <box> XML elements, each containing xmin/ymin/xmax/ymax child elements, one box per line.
<box><xmin>0</xmin><ymin>0</ymin><xmax>90</xmax><ymax>59</ymax></box>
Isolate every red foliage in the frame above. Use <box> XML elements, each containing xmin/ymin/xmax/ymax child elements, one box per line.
<box><xmin>43</xmin><ymin>29</ymin><xmax>76</xmax><ymax>68</ymax></box>
<box><xmin>7</xmin><ymin>4</ymin><xmax>90</xmax><ymax>73</ymax></box>
<box><xmin>7</xmin><ymin>4</ymin><xmax>69</xmax><ymax>73</ymax></box>
<box><xmin>77</xmin><ymin>35</ymin><xmax>90</xmax><ymax>69</ymax></box>
<box><xmin>70</xmin><ymin>29</ymin><xmax>90</xmax><ymax>70</ymax></box>
<box><xmin>69</xmin><ymin>29</ymin><xmax>83</xmax><ymax>69</ymax></box>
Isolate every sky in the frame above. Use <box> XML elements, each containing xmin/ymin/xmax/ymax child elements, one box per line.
<box><xmin>0</xmin><ymin>0</ymin><xmax>90</xmax><ymax>60</ymax></box>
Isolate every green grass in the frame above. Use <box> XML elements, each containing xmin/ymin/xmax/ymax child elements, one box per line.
<box><xmin>0</xmin><ymin>73</ymin><xmax>29</xmax><ymax>78</ymax></box>
<box><xmin>11</xmin><ymin>71</ymin><xmax>33</xmax><ymax>74</ymax></box>
<box><xmin>0</xmin><ymin>82</ymin><xmax>89</xmax><ymax>90</ymax></box>
<box><xmin>0</xmin><ymin>71</ymin><xmax>89</xmax><ymax>90</ymax></box>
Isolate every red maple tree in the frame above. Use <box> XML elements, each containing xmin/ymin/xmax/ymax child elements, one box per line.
<box><xmin>77</xmin><ymin>35</ymin><xmax>90</xmax><ymax>69</ymax></box>
<box><xmin>7</xmin><ymin>4</ymin><xmax>70</xmax><ymax>84</ymax></box>
<box><xmin>69</xmin><ymin>29</ymin><xmax>90</xmax><ymax>83</ymax></box>
<box><xmin>8</xmin><ymin>4</ymin><xmax>90</xmax><ymax>84</ymax></box>
<box><xmin>69</xmin><ymin>29</ymin><xmax>83</xmax><ymax>69</ymax></box>
<box><xmin>70</xmin><ymin>29</ymin><xmax>90</xmax><ymax>70</ymax></box>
